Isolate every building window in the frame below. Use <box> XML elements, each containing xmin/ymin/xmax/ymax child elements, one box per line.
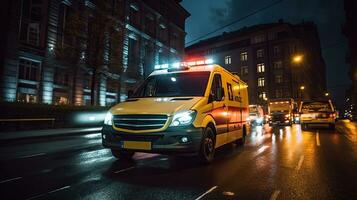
<box><xmin>129</xmin><ymin>3</ymin><xmax>140</xmax><ymax>26</ymax></box>
<box><xmin>225</xmin><ymin>55</ymin><xmax>232</xmax><ymax>65</ymax></box>
<box><xmin>252</xmin><ymin>34</ymin><xmax>266</xmax><ymax>44</ymax></box>
<box><xmin>259</xmin><ymin>92</ymin><xmax>267</xmax><ymax>99</ymax></box>
<box><xmin>17</xmin><ymin>93</ymin><xmax>37</xmax><ymax>103</ymax></box>
<box><xmin>18</xmin><ymin>58</ymin><xmax>41</xmax><ymax>81</ymax></box>
<box><xmin>275</xmin><ymin>75</ymin><xmax>283</xmax><ymax>84</ymax></box>
<box><xmin>274</xmin><ymin>61</ymin><xmax>283</xmax><ymax>69</ymax></box>
<box><xmin>275</xmin><ymin>89</ymin><xmax>283</xmax><ymax>98</ymax></box>
<box><xmin>257</xmin><ymin>63</ymin><xmax>265</xmax><ymax>73</ymax></box>
<box><xmin>54</xmin><ymin>96</ymin><xmax>69</xmax><ymax>105</ymax></box>
<box><xmin>241</xmin><ymin>66</ymin><xmax>248</xmax><ymax>76</ymax></box>
<box><xmin>258</xmin><ymin>77</ymin><xmax>265</xmax><ymax>87</ymax></box>
<box><xmin>257</xmin><ymin>49</ymin><xmax>264</xmax><ymax>58</ymax></box>
<box><xmin>27</xmin><ymin>23</ymin><xmax>40</xmax><ymax>46</ymax></box>
<box><xmin>240</xmin><ymin>52</ymin><xmax>248</xmax><ymax>61</ymax></box>
<box><xmin>273</xmin><ymin>46</ymin><xmax>281</xmax><ymax>57</ymax></box>
<box><xmin>54</xmin><ymin>69</ymin><xmax>69</xmax><ymax>86</ymax></box>
<box><xmin>158</xmin><ymin>23</ymin><xmax>168</xmax><ymax>42</ymax></box>
<box><xmin>20</xmin><ymin>0</ymin><xmax>44</xmax><ymax>46</ymax></box>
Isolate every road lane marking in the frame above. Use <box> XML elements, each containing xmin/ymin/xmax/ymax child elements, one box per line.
<box><xmin>195</xmin><ymin>186</ymin><xmax>218</xmax><ymax>200</ymax></box>
<box><xmin>255</xmin><ymin>145</ymin><xmax>270</xmax><ymax>156</ymax></box>
<box><xmin>19</xmin><ymin>153</ymin><xmax>46</xmax><ymax>159</ymax></box>
<box><xmin>114</xmin><ymin>166</ymin><xmax>135</xmax><ymax>174</ymax></box>
<box><xmin>0</xmin><ymin>176</ymin><xmax>22</xmax><ymax>184</ymax></box>
<box><xmin>269</xmin><ymin>190</ymin><xmax>281</xmax><ymax>200</ymax></box>
<box><xmin>26</xmin><ymin>193</ymin><xmax>46</xmax><ymax>200</ymax></box>
<box><xmin>316</xmin><ymin>132</ymin><xmax>320</xmax><ymax>146</ymax></box>
<box><xmin>295</xmin><ymin>155</ymin><xmax>304</xmax><ymax>171</ymax></box>
<box><xmin>26</xmin><ymin>186</ymin><xmax>71</xmax><ymax>200</ymax></box>
<box><xmin>48</xmin><ymin>185</ymin><xmax>71</xmax><ymax>194</ymax></box>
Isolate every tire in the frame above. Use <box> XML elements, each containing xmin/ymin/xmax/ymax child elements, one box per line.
<box><xmin>111</xmin><ymin>149</ymin><xmax>134</xmax><ymax>160</ymax></box>
<box><xmin>199</xmin><ymin>126</ymin><xmax>216</xmax><ymax>164</ymax></box>
<box><xmin>236</xmin><ymin>126</ymin><xmax>246</xmax><ymax>146</ymax></box>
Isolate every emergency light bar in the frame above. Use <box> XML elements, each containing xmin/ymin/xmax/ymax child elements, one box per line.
<box><xmin>154</xmin><ymin>58</ymin><xmax>214</xmax><ymax>70</ymax></box>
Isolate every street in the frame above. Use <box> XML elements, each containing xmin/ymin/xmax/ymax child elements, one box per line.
<box><xmin>0</xmin><ymin>123</ymin><xmax>356</xmax><ymax>200</ymax></box>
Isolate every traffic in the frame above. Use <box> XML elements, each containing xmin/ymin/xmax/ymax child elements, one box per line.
<box><xmin>102</xmin><ymin>58</ymin><xmax>338</xmax><ymax>163</ymax></box>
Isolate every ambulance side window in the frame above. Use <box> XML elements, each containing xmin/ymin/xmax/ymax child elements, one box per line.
<box><xmin>210</xmin><ymin>74</ymin><xmax>223</xmax><ymax>102</ymax></box>
<box><xmin>227</xmin><ymin>83</ymin><xmax>233</xmax><ymax>101</ymax></box>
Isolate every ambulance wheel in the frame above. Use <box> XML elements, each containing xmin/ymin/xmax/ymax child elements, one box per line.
<box><xmin>199</xmin><ymin>126</ymin><xmax>215</xmax><ymax>164</ymax></box>
<box><xmin>111</xmin><ymin>149</ymin><xmax>134</xmax><ymax>160</ymax></box>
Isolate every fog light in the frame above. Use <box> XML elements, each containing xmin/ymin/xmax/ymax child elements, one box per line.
<box><xmin>102</xmin><ymin>134</ymin><xmax>106</xmax><ymax>139</ymax></box>
<box><xmin>181</xmin><ymin>137</ymin><xmax>188</xmax><ymax>143</ymax></box>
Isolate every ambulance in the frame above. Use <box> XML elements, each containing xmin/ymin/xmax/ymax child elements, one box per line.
<box><xmin>102</xmin><ymin>59</ymin><xmax>249</xmax><ymax>163</ymax></box>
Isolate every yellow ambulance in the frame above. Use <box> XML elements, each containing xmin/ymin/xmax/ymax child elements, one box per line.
<box><xmin>102</xmin><ymin>59</ymin><xmax>249</xmax><ymax>163</ymax></box>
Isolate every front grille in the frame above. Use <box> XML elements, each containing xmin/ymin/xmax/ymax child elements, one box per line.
<box><xmin>113</xmin><ymin>114</ymin><xmax>168</xmax><ymax>131</ymax></box>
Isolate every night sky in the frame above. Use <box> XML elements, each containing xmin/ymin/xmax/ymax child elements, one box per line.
<box><xmin>181</xmin><ymin>0</ymin><xmax>349</xmax><ymax>109</ymax></box>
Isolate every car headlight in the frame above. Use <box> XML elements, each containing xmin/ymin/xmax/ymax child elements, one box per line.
<box><xmin>170</xmin><ymin>110</ymin><xmax>196</xmax><ymax>127</ymax></box>
<box><xmin>104</xmin><ymin>112</ymin><xmax>113</xmax><ymax>125</ymax></box>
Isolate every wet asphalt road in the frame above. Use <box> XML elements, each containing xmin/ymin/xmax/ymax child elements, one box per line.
<box><xmin>0</xmin><ymin>124</ymin><xmax>356</xmax><ymax>200</ymax></box>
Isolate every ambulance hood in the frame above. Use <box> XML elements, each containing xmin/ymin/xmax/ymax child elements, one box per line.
<box><xmin>110</xmin><ymin>97</ymin><xmax>202</xmax><ymax>116</ymax></box>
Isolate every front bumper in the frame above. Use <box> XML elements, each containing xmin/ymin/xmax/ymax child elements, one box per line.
<box><xmin>101</xmin><ymin>125</ymin><xmax>203</xmax><ymax>154</ymax></box>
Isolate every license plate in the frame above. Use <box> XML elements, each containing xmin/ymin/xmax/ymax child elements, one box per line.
<box><xmin>123</xmin><ymin>141</ymin><xmax>151</xmax><ymax>150</ymax></box>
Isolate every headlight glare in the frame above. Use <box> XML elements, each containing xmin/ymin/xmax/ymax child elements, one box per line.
<box><xmin>170</xmin><ymin>110</ymin><xmax>196</xmax><ymax>127</ymax></box>
<box><xmin>104</xmin><ymin>112</ymin><xmax>113</xmax><ymax>125</ymax></box>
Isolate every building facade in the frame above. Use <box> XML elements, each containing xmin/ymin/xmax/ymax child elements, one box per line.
<box><xmin>0</xmin><ymin>0</ymin><xmax>190</xmax><ymax>106</ymax></box>
<box><xmin>343</xmin><ymin>0</ymin><xmax>357</xmax><ymax>119</ymax></box>
<box><xmin>186</xmin><ymin>21</ymin><xmax>327</xmax><ymax>106</ymax></box>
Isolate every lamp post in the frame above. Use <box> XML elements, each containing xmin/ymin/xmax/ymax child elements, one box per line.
<box><xmin>292</xmin><ymin>54</ymin><xmax>304</xmax><ymax>101</ymax></box>
<box><xmin>300</xmin><ymin>85</ymin><xmax>305</xmax><ymax>100</ymax></box>
<box><xmin>325</xmin><ymin>92</ymin><xmax>329</xmax><ymax>97</ymax></box>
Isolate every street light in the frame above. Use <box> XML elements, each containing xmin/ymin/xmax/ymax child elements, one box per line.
<box><xmin>300</xmin><ymin>86</ymin><xmax>305</xmax><ymax>90</ymax></box>
<box><xmin>292</xmin><ymin>55</ymin><xmax>303</xmax><ymax>63</ymax></box>
<box><xmin>325</xmin><ymin>92</ymin><xmax>329</xmax><ymax>97</ymax></box>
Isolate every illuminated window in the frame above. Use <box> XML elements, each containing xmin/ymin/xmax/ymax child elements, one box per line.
<box><xmin>274</xmin><ymin>61</ymin><xmax>283</xmax><ymax>69</ymax></box>
<box><xmin>259</xmin><ymin>92</ymin><xmax>267</xmax><ymax>99</ymax></box>
<box><xmin>241</xmin><ymin>66</ymin><xmax>248</xmax><ymax>76</ymax></box>
<box><xmin>257</xmin><ymin>49</ymin><xmax>264</xmax><ymax>58</ymax></box>
<box><xmin>258</xmin><ymin>78</ymin><xmax>265</xmax><ymax>87</ymax></box>
<box><xmin>18</xmin><ymin>58</ymin><xmax>41</xmax><ymax>81</ymax></box>
<box><xmin>240</xmin><ymin>52</ymin><xmax>248</xmax><ymax>61</ymax></box>
<box><xmin>17</xmin><ymin>93</ymin><xmax>37</xmax><ymax>103</ymax></box>
<box><xmin>54</xmin><ymin>96</ymin><xmax>69</xmax><ymax>105</ymax></box>
<box><xmin>275</xmin><ymin>89</ymin><xmax>283</xmax><ymax>98</ymax></box>
<box><xmin>225</xmin><ymin>55</ymin><xmax>232</xmax><ymax>65</ymax></box>
<box><xmin>257</xmin><ymin>63</ymin><xmax>265</xmax><ymax>73</ymax></box>
<box><xmin>275</xmin><ymin>75</ymin><xmax>283</xmax><ymax>83</ymax></box>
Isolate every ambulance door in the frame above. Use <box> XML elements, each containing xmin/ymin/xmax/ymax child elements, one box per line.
<box><xmin>209</xmin><ymin>73</ymin><xmax>228</xmax><ymax>147</ymax></box>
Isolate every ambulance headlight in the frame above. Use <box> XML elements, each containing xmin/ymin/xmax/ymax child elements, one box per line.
<box><xmin>170</xmin><ymin>110</ymin><xmax>197</xmax><ymax>127</ymax></box>
<box><xmin>104</xmin><ymin>112</ymin><xmax>113</xmax><ymax>125</ymax></box>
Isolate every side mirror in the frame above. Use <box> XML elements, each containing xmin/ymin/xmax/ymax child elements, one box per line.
<box><xmin>127</xmin><ymin>90</ymin><xmax>134</xmax><ymax>98</ymax></box>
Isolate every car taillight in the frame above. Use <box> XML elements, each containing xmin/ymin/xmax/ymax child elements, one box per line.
<box><xmin>329</xmin><ymin>113</ymin><xmax>336</xmax><ymax>118</ymax></box>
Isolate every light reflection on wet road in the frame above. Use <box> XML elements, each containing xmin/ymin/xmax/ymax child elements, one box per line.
<box><xmin>0</xmin><ymin>123</ymin><xmax>356</xmax><ymax>199</ymax></box>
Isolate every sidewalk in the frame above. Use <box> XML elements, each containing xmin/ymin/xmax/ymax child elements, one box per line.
<box><xmin>0</xmin><ymin>127</ymin><xmax>102</xmax><ymax>141</ymax></box>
